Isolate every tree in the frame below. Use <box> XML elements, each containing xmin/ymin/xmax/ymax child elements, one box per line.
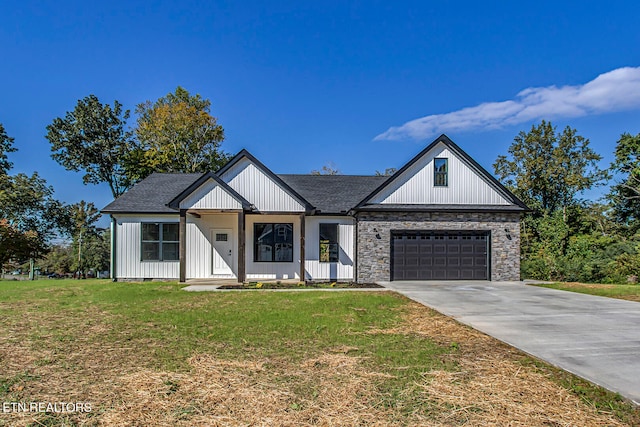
<box><xmin>79</xmin><ymin>228</ymin><xmax>110</xmax><ymax>275</ymax></box>
<box><xmin>0</xmin><ymin>172</ymin><xmax>63</xmax><ymax>262</ymax></box>
<box><xmin>0</xmin><ymin>219</ymin><xmax>40</xmax><ymax>274</ymax></box>
<box><xmin>0</xmin><ymin>124</ymin><xmax>65</xmax><ymax>275</ymax></box>
<box><xmin>375</xmin><ymin>168</ymin><xmax>397</xmax><ymax>176</ymax></box>
<box><xmin>129</xmin><ymin>87</ymin><xmax>228</xmax><ymax>182</ymax></box>
<box><xmin>40</xmin><ymin>244</ymin><xmax>73</xmax><ymax>275</ymax></box>
<box><xmin>609</xmin><ymin>133</ymin><xmax>640</xmax><ymax>229</ymax></box>
<box><xmin>59</xmin><ymin>201</ymin><xmax>101</xmax><ymax>277</ymax></box>
<box><xmin>494</xmin><ymin>121</ymin><xmax>608</xmax><ymax>216</ymax></box>
<box><xmin>0</xmin><ymin>123</ymin><xmax>17</xmax><ymax>175</ymax></box>
<box><xmin>46</xmin><ymin>95</ymin><xmax>134</xmax><ymax>198</ymax></box>
<box><xmin>311</xmin><ymin>162</ymin><xmax>340</xmax><ymax>175</ymax></box>
<box><xmin>495</xmin><ymin>122</ymin><xmax>611</xmax><ymax>281</ymax></box>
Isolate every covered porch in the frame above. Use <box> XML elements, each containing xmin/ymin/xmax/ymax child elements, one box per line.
<box><xmin>179</xmin><ymin>210</ymin><xmax>307</xmax><ymax>283</ymax></box>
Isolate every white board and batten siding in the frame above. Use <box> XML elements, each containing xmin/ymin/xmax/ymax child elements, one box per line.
<box><xmin>220</xmin><ymin>158</ymin><xmax>305</xmax><ymax>212</ymax></box>
<box><xmin>372</xmin><ymin>142</ymin><xmax>511</xmax><ymax>205</ymax></box>
<box><xmin>180</xmin><ymin>179</ymin><xmax>242</xmax><ymax>209</ymax></box>
<box><xmin>185</xmin><ymin>213</ymin><xmax>238</xmax><ymax>279</ymax></box>
<box><xmin>114</xmin><ymin>214</ymin><xmax>179</xmax><ymax>279</ymax></box>
<box><xmin>304</xmin><ymin>217</ymin><xmax>355</xmax><ymax>281</ymax></box>
<box><xmin>179</xmin><ymin>178</ymin><xmax>243</xmax><ymax>210</ymax></box>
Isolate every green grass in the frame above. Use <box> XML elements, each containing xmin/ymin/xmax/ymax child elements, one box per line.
<box><xmin>1</xmin><ymin>279</ymin><xmax>638</xmax><ymax>425</ymax></box>
<box><xmin>0</xmin><ymin>279</ymin><xmax>452</xmax><ymax>413</ymax></box>
<box><xmin>529</xmin><ymin>281</ymin><xmax>640</xmax><ymax>302</ymax></box>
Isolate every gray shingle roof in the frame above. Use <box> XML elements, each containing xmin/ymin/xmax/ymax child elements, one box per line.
<box><xmin>278</xmin><ymin>174</ymin><xmax>386</xmax><ymax>213</ymax></box>
<box><xmin>102</xmin><ymin>173</ymin><xmax>203</xmax><ymax>213</ymax></box>
<box><xmin>102</xmin><ymin>170</ymin><xmax>524</xmax><ymax>215</ymax></box>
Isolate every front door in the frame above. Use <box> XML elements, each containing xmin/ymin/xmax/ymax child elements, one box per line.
<box><xmin>211</xmin><ymin>229</ymin><xmax>234</xmax><ymax>276</ymax></box>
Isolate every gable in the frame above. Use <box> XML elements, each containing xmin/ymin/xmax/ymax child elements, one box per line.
<box><xmin>219</xmin><ymin>157</ymin><xmax>307</xmax><ymax>212</ymax></box>
<box><xmin>371</xmin><ymin>142</ymin><xmax>510</xmax><ymax>205</ymax></box>
<box><xmin>179</xmin><ymin>177</ymin><xmax>244</xmax><ymax>210</ymax></box>
<box><xmin>359</xmin><ymin>135</ymin><xmax>527</xmax><ymax>209</ymax></box>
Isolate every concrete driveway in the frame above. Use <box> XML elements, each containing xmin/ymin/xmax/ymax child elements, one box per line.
<box><xmin>379</xmin><ymin>280</ymin><xmax>640</xmax><ymax>405</ymax></box>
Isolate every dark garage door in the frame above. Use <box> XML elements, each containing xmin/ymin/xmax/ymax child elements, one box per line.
<box><xmin>391</xmin><ymin>231</ymin><xmax>489</xmax><ymax>280</ymax></box>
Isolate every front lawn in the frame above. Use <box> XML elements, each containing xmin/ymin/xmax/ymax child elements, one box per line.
<box><xmin>530</xmin><ymin>281</ymin><xmax>640</xmax><ymax>302</ymax></box>
<box><xmin>0</xmin><ymin>279</ymin><xmax>637</xmax><ymax>426</ymax></box>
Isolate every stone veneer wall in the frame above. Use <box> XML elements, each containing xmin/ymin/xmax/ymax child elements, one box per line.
<box><xmin>356</xmin><ymin>211</ymin><xmax>521</xmax><ymax>282</ymax></box>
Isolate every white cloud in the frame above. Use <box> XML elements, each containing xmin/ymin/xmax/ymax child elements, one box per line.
<box><xmin>374</xmin><ymin>66</ymin><xmax>640</xmax><ymax>141</ymax></box>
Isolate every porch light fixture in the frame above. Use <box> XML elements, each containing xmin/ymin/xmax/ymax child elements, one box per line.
<box><xmin>504</xmin><ymin>228</ymin><xmax>512</xmax><ymax>240</ymax></box>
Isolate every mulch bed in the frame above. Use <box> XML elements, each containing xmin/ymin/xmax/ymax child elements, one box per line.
<box><xmin>218</xmin><ymin>282</ymin><xmax>384</xmax><ymax>290</ymax></box>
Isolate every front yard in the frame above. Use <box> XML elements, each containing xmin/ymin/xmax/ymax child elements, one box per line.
<box><xmin>530</xmin><ymin>281</ymin><xmax>640</xmax><ymax>302</ymax></box>
<box><xmin>0</xmin><ymin>279</ymin><xmax>637</xmax><ymax>426</ymax></box>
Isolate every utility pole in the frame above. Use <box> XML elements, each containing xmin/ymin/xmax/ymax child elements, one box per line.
<box><xmin>77</xmin><ymin>229</ymin><xmax>82</xmax><ymax>279</ymax></box>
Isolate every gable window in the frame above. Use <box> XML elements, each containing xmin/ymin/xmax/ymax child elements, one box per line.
<box><xmin>254</xmin><ymin>223</ymin><xmax>293</xmax><ymax>262</ymax></box>
<box><xmin>141</xmin><ymin>223</ymin><xmax>179</xmax><ymax>261</ymax></box>
<box><xmin>319</xmin><ymin>223</ymin><xmax>339</xmax><ymax>263</ymax></box>
<box><xmin>434</xmin><ymin>158</ymin><xmax>448</xmax><ymax>186</ymax></box>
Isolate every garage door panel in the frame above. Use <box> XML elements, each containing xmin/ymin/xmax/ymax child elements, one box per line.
<box><xmin>419</xmin><ymin>244</ymin><xmax>433</xmax><ymax>254</ymax></box>
<box><xmin>392</xmin><ymin>231</ymin><xmax>489</xmax><ymax>281</ymax></box>
<box><xmin>447</xmin><ymin>258</ymin><xmax>460</xmax><ymax>267</ymax></box>
<box><xmin>433</xmin><ymin>257</ymin><xmax>447</xmax><ymax>266</ymax></box>
<box><xmin>405</xmin><ymin>257</ymin><xmax>419</xmax><ymax>267</ymax></box>
<box><xmin>420</xmin><ymin>257</ymin><xmax>433</xmax><ymax>267</ymax></box>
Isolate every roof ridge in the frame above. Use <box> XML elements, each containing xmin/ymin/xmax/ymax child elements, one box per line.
<box><xmin>278</xmin><ymin>173</ymin><xmax>384</xmax><ymax>177</ymax></box>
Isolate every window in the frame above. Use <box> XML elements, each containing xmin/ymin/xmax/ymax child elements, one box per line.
<box><xmin>319</xmin><ymin>223</ymin><xmax>339</xmax><ymax>263</ymax></box>
<box><xmin>141</xmin><ymin>223</ymin><xmax>179</xmax><ymax>261</ymax></box>
<box><xmin>254</xmin><ymin>223</ymin><xmax>293</xmax><ymax>262</ymax></box>
<box><xmin>434</xmin><ymin>158</ymin><xmax>448</xmax><ymax>186</ymax></box>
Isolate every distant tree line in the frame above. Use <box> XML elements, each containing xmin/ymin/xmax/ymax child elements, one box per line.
<box><xmin>495</xmin><ymin>121</ymin><xmax>640</xmax><ymax>283</ymax></box>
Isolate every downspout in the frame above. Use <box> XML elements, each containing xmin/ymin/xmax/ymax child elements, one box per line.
<box><xmin>110</xmin><ymin>215</ymin><xmax>117</xmax><ymax>282</ymax></box>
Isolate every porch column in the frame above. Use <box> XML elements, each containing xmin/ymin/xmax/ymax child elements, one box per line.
<box><xmin>237</xmin><ymin>211</ymin><xmax>246</xmax><ymax>283</ymax></box>
<box><xmin>179</xmin><ymin>209</ymin><xmax>186</xmax><ymax>283</ymax></box>
<box><xmin>299</xmin><ymin>213</ymin><xmax>306</xmax><ymax>282</ymax></box>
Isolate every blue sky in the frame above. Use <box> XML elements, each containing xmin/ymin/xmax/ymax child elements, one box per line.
<box><xmin>1</xmin><ymin>0</ymin><xmax>640</xmax><ymax>218</ymax></box>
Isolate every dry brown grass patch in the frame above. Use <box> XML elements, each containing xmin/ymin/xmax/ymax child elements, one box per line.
<box><xmin>98</xmin><ymin>353</ymin><xmax>396</xmax><ymax>427</ymax></box>
<box><xmin>1</xmin><ymin>298</ymin><xmax>635</xmax><ymax>426</ymax></box>
<box><xmin>383</xmin><ymin>302</ymin><xmax>628</xmax><ymax>426</ymax></box>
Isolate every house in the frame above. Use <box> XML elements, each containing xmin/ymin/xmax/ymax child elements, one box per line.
<box><xmin>102</xmin><ymin>135</ymin><xmax>527</xmax><ymax>283</ymax></box>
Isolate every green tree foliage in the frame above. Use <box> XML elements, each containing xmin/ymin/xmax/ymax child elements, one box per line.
<box><xmin>493</xmin><ymin>122</ymin><xmax>639</xmax><ymax>283</ymax></box>
<box><xmin>0</xmin><ymin>172</ymin><xmax>63</xmax><ymax>261</ymax></box>
<box><xmin>78</xmin><ymin>228</ymin><xmax>110</xmax><ymax>274</ymax></box>
<box><xmin>0</xmin><ymin>123</ymin><xmax>65</xmax><ymax>272</ymax></box>
<box><xmin>129</xmin><ymin>87</ymin><xmax>228</xmax><ymax>182</ymax></box>
<box><xmin>41</xmin><ymin>230</ymin><xmax>110</xmax><ymax>277</ymax></box>
<box><xmin>59</xmin><ymin>201</ymin><xmax>102</xmax><ymax>276</ymax></box>
<box><xmin>40</xmin><ymin>244</ymin><xmax>73</xmax><ymax>275</ymax></box>
<box><xmin>0</xmin><ymin>219</ymin><xmax>40</xmax><ymax>271</ymax></box>
<box><xmin>609</xmin><ymin>133</ymin><xmax>640</xmax><ymax>230</ymax></box>
<box><xmin>494</xmin><ymin>121</ymin><xmax>608</xmax><ymax>215</ymax></box>
<box><xmin>46</xmin><ymin>95</ymin><xmax>134</xmax><ymax>198</ymax></box>
<box><xmin>0</xmin><ymin>123</ymin><xmax>17</xmax><ymax>175</ymax></box>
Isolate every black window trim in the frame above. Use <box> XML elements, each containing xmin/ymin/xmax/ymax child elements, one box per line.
<box><xmin>434</xmin><ymin>157</ymin><xmax>448</xmax><ymax>187</ymax></box>
<box><xmin>141</xmin><ymin>222</ymin><xmax>180</xmax><ymax>262</ymax></box>
<box><xmin>253</xmin><ymin>223</ymin><xmax>294</xmax><ymax>263</ymax></box>
<box><xmin>319</xmin><ymin>223</ymin><xmax>339</xmax><ymax>263</ymax></box>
